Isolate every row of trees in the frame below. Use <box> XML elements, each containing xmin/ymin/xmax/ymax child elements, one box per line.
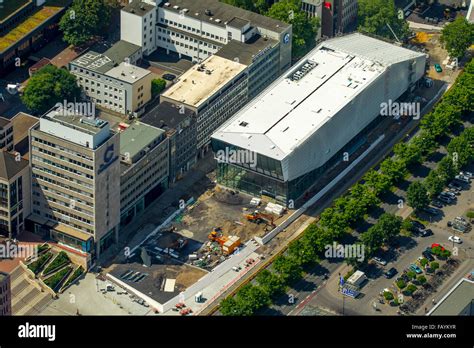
<box><xmin>220</xmin><ymin>58</ymin><xmax>474</xmax><ymax>315</ymax></box>
<box><xmin>404</xmin><ymin>58</ymin><xmax>474</xmax><ymax>211</ymax></box>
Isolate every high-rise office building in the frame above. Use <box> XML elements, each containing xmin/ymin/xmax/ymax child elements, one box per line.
<box><xmin>28</xmin><ymin>107</ymin><xmax>121</xmax><ymax>260</ymax></box>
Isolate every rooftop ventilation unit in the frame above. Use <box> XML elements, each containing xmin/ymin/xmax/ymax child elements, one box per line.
<box><xmin>205</xmin><ymin>9</ymin><xmax>213</xmax><ymax>16</ymax></box>
<box><xmin>164</xmin><ymin>2</ymin><xmax>170</xmax><ymax>6</ymax></box>
<box><xmin>215</xmin><ymin>19</ymin><xmax>221</xmax><ymax>23</ymax></box>
<box><xmin>183</xmin><ymin>8</ymin><xmax>189</xmax><ymax>12</ymax></box>
<box><xmin>173</xmin><ymin>5</ymin><xmax>179</xmax><ymax>9</ymax></box>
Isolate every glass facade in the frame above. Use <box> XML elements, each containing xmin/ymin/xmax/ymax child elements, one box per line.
<box><xmin>212</xmin><ymin>115</ymin><xmax>381</xmax><ymax>206</ymax></box>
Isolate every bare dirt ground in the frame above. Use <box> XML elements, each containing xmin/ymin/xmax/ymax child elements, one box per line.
<box><xmin>171</xmin><ymin>187</ymin><xmax>288</xmax><ymax>244</ymax></box>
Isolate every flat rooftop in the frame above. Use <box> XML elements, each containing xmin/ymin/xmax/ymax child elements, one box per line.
<box><xmin>141</xmin><ymin>101</ymin><xmax>195</xmax><ymax>131</ymax></box>
<box><xmin>122</xmin><ymin>0</ymin><xmax>155</xmax><ymax>17</ymax></box>
<box><xmin>215</xmin><ymin>35</ymin><xmax>278</xmax><ymax>66</ymax></box>
<box><xmin>71</xmin><ymin>40</ymin><xmax>141</xmax><ymax>74</ymax></box>
<box><xmin>429</xmin><ymin>277</ymin><xmax>474</xmax><ymax>315</ymax></box>
<box><xmin>160</xmin><ymin>0</ymin><xmax>290</xmax><ymax>33</ymax></box>
<box><xmin>0</xmin><ymin>0</ymin><xmax>69</xmax><ymax>53</ymax></box>
<box><xmin>0</xmin><ymin>0</ymin><xmax>30</xmax><ymax>23</ymax></box>
<box><xmin>43</xmin><ymin>108</ymin><xmax>109</xmax><ymax>136</ymax></box>
<box><xmin>162</xmin><ymin>55</ymin><xmax>246</xmax><ymax>108</ymax></box>
<box><xmin>120</xmin><ymin>122</ymin><xmax>165</xmax><ymax>160</ymax></box>
<box><xmin>106</xmin><ymin>62</ymin><xmax>151</xmax><ymax>84</ymax></box>
<box><xmin>213</xmin><ymin>33</ymin><xmax>425</xmax><ymax>160</ymax></box>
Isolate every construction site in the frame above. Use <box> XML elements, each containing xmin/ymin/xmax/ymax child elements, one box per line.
<box><xmin>103</xmin><ymin>176</ymin><xmax>291</xmax><ymax>312</ymax></box>
<box><xmin>166</xmin><ymin>186</ymin><xmax>288</xmax><ymax>271</ymax></box>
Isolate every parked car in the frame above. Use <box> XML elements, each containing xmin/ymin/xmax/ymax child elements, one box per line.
<box><xmin>452</xmin><ymin>223</ymin><xmax>468</xmax><ymax>233</ymax></box>
<box><xmin>455</xmin><ymin>174</ymin><xmax>470</xmax><ymax>183</ymax></box>
<box><xmin>162</xmin><ymin>73</ymin><xmax>176</xmax><ymax>81</ymax></box>
<box><xmin>372</xmin><ymin>257</ymin><xmax>387</xmax><ymax>266</ymax></box>
<box><xmin>459</xmin><ymin>171</ymin><xmax>473</xmax><ymax>179</ymax></box>
<box><xmin>431</xmin><ymin>200</ymin><xmax>444</xmax><ymax>208</ymax></box>
<box><xmin>448</xmin><ymin>182</ymin><xmax>463</xmax><ymax>191</ymax></box>
<box><xmin>422</xmin><ymin>207</ymin><xmax>439</xmax><ymax>216</ymax></box>
<box><xmin>437</xmin><ymin>195</ymin><xmax>453</xmax><ymax>204</ymax></box>
<box><xmin>434</xmin><ymin>63</ymin><xmax>443</xmax><ymax>72</ymax></box>
<box><xmin>411</xmin><ymin>220</ymin><xmax>426</xmax><ymax>230</ymax></box>
<box><xmin>454</xmin><ymin>216</ymin><xmax>468</xmax><ymax>224</ymax></box>
<box><xmin>409</xmin><ymin>264</ymin><xmax>423</xmax><ymax>274</ymax></box>
<box><xmin>447</xmin><ymin>188</ymin><xmax>460</xmax><ymax>195</ymax></box>
<box><xmin>448</xmin><ymin>235</ymin><xmax>462</xmax><ymax>244</ymax></box>
<box><xmin>440</xmin><ymin>191</ymin><xmax>456</xmax><ymax>200</ymax></box>
<box><xmin>422</xmin><ymin>250</ymin><xmax>435</xmax><ymax>261</ymax></box>
<box><xmin>420</xmin><ymin>229</ymin><xmax>433</xmax><ymax>237</ymax></box>
<box><xmin>384</xmin><ymin>267</ymin><xmax>398</xmax><ymax>279</ymax></box>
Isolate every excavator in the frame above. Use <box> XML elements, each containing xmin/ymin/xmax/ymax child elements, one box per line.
<box><xmin>208</xmin><ymin>228</ymin><xmax>228</xmax><ymax>245</ymax></box>
<box><xmin>244</xmin><ymin>211</ymin><xmax>276</xmax><ymax>228</ymax></box>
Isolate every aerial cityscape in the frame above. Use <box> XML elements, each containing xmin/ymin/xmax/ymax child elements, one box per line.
<box><xmin>0</xmin><ymin>0</ymin><xmax>473</xmax><ymax>345</ymax></box>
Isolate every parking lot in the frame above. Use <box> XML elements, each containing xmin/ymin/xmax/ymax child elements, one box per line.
<box><xmin>342</xmin><ymin>164</ymin><xmax>474</xmax><ymax>315</ymax></box>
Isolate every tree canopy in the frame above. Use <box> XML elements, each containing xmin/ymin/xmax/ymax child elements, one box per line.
<box><xmin>357</xmin><ymin>0</ymin><xmax>409</xmax><ymax>41</ymax></box>
<box><xmin>440</xmin><ymin>17</ymin><xmax>474</xmax><ymax>59</ymax></box>
<box><xmin>59</xmin><ymin>0</ymin><xmax>111</xmax><ymax>46</ymax></box>
<box><xmin>21</xmin><ymin>65</ymin><xmax>82</xmax><ymax>115</ymax></box>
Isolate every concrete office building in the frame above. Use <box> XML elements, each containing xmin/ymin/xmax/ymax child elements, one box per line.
<box><xmin>161</xmin><ymin>55</ymin><xmax>248</xmax><ymax>154</ymax></box>
<box><xmin>122</xmin><ymin>0</ymin><xmax>292</xmax><ymax>74</ymax></box>
<box><xmin>0</xmin><ymin>118</ymin><xmax>14</xmax><ymax>152</ymax></box>
<box><xmin>121</xmin><ymin>1</ymin><xmax>157</xmax><ymax>56</ymax></box>
<box><xmin>0</xmin><ymin>152</ymin><xmax>31</xmax><ymax>238</ymax></box>
<box><xmin>212</xmin><ymin>33</ymin><xmax>427</xmax><ymax>205</ymax></box>
<box><xmin>428</xmin><ymin>277</ymin><xmax>474</xmax><ymax>316</ymax></box>
<box><xmin>320</xmin><ymin>0</ymin><xmax>358</xmax><ymax>37</ymax></box>
<box><xmin>0</xmin><ymin>0</ymin><xmax>71</xmax><ymax>76</ymax></box>
<box><xmin>140</xmin><ymin>101</ymin><xmax>197</xmax><ymax>183</ymax></box>
<box><xmin>69</xmin><ymin>41</ymin><xmax>152</xmax><ymax>116</ymax></box>
<box><xmin>120</xmin><ymin>122</ymin><xmax>169</xmax><ymax>225</ymax></box>
<box><xmin>0</xmin><ymin>272</ymin><xmax>11</xmax><ymax>316</ymax></box>
<box><xmin>28</xmin><ymin>107</ymin><xmax>120</xmax><ymax>259</ymax></box>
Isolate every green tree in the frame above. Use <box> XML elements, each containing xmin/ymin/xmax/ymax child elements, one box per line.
<box><xmin>407</xmin><ymin>181</ymin><xmax>429</xmax><ymax>211</ymax></box>
<box><xmin>288</xmin><ymin>236</ymin><xmax>317</xmax><ymax>265</ymax></box>
<box><xmin>424</xmin><ymin>170</ymin><xmax>445</xmax><ymax>199</ymax></box>
<box><xmin>377</xmin><ymin>213</ymin><xmax>402</xmax><ymax>242</ymax></box>
<box><xmin>151</xmin><ymin>78</ymin><xmax>167</xmax><ymax>97</ymax></box>
<box><xmin>394</xmin><ymin>142</ymin><xmax>423</xmax><ymax>167</ymax></box>
<box><xmin>59</xmin><ymin>0</ymin><xmax>111</xmax><ymax>46</ymax></box>
<box><xmin>440</xmin><ymin>17</ymin><xmax>474</xmax><ymax>58</ymax></box>
<box><xmin>267</xmin><ymin>0</ymin><xmax>320</xmax><ymax>59</ymax></box>
<box><xmin>360</xmin><ymin>224</ymin><xmax>384</xmax><ymax>255</ymax></box>
<box><xmin>380</xmin><ymin>158</ymin><xmax>407</xmax><ymax>184</ymax></box>
<box><xmin>437</xmin><ymin>156</ymin><xmax>458</xmax><ymax>181</ymax></box>
<box><xmin>447</xmin><ymin>135</ymin><xmax>474</xmax><ymax>168</ymax></box>
<box><xmin>21</xmin><ymin>65</ymin><xmax>82</xmax><ymax>114</ymax></box>
<box><xmin>357</xmin><ymin>0</ymin><xmax>409</xmax><ymax>41</ymax></box>
<box><xmin>272</xmin><ymin>255</ymin><xmax>303</xmax><ymax>284</ymax></box>
<box><xmin>363</xmin><ymin>170</ymin><xmax>392</xmax><ymax>196</ymax></box>
<box><xmin>255</xmin><ymin>269</ymin><xmax>285</xmax><ymax>298</ymax></box>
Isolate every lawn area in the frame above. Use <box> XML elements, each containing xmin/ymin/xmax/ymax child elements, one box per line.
<box><xmin>44</xmin><ymin>265</ymin><xmax>73</xmax><ymax>292</ymax></box>
<box><xmin>27</xmin><ymin>252</ymin><xmax>53</xmax><ymax>275</ymax></box>
<box><xmin>42</xmin><ymin>251</ymin><xmax>70</xmax><ymax>276</ymax></box>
